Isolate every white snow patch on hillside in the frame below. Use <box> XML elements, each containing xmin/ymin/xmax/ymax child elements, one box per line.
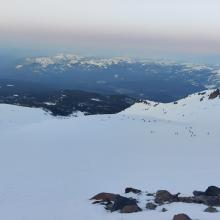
<box><xmin>0</xmin><ymin>104</ymin><xmax>52</xmax><ymax>132</ymax></box>
<box><xmin>6</xmin><ymin>84</ymin><xmax>14</xmax><ymax>87</ymax></box>
<box><xmin>0</xmin><ymin>91</ymin><xmax>220</xmax><ymax>220</ymax></box>
<box><xmin>15</xmin><ymin>64</ymin><xmax>23</xmax><ymax>69</ymax></box>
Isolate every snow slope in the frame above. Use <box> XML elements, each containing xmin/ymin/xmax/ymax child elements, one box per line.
<box><xmin>0</xmin><ymin>104</ymin><xmax>53</xmax><ymax>132</ymax></box>
<box><xmin>0</xmin><ymin>90</ymin><xmax>220</xmax><ymax>220</ymax></box>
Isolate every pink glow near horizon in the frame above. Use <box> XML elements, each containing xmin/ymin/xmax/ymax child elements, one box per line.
<box><xmin>1</xmin><ymin>0</ymin><xmax>220</xmax><ymax>56</ymax></box>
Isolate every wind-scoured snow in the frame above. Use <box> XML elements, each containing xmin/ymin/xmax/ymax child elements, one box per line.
<box><xmin>0</xmin><ymin>90</ymin><xmax>220</xmax><ymax>220</ymax></box>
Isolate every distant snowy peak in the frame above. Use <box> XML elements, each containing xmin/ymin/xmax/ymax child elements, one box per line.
<box><xmin>15</xmin><ymin>54</ymin><xmax>220</xmax><ymax>87</ymax></box>
<box><xmin>24</xmin><ymin>54</ymin><xmax>84</xmax><ymax>68</ymax></box>
<box><xmin>15</xmin><ymin>53</ymin><xmax>219</xmax><ymax>71</ymax></box>
<box><xmin>17</xmin><ymin>54</ymin><xmax>134</xmax><ymax>69</ymax></box>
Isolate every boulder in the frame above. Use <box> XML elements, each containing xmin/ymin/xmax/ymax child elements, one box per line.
<box><xmin>205</xmin><ymin>186</ymin><xmax>220</xmax><ymax>196</ymax></box>
<box><xmin>146</xmin><ymin>202</ymin><xmax>157</xmax><ymax>210</ymax></box>
<box><xmin>155</xmin><ymin>190</ymin><xmax>179</xmax><ymax>204</ymax></box>
<box><xmin>146</xmin><ymin>193</ymin><xmax>155</xmax><ymax>196</ymax></box>
<box><xmin>172</xmin><ymin>213</ymin><xmax>192</xmax><ymax>220</ymax></box>
<box><xmin>90</xmin><ymin>192</ymin><xmax>116</xmax><ymax>201</ymax></box>
<box><xmin>204</xmin><ymin>206</ymin><xmax>218</xmax><ymax>213</ymax></box>
<box><xmin>111</xmin><ymin>195</ymin><xmax>138</xmax><ymax>212</ymax></box>
<box><xmin>193</xmin><ymin>195</ymin><xmax>220</xmax><ymax>206</ymax></box>
<box><xmin>120</xmin><ymin>205</ymin><xmax>142</xmax><ymax>213</ymax></box>
<box><xmin>155</xmin><ymin>190</ymin><xmax>172</xmax><ymax>203</ymax></box>
<box><xmin>161</xmin><ymin>207</ymin><xmax>168</xmax><ymax>212</ymax></box>
<box><xmin>125</xmin><ymin>187</ymin><xmax>141</xmax><ymax>194</ymax></box>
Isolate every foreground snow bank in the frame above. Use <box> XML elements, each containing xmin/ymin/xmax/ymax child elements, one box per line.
<box><xmin>0</xmin><ymin>90</ymin><xmax>220</xmax><ymax>220</ymax></box>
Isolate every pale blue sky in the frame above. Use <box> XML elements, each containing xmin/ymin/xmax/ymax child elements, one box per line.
<box><xmin>0</xmin><ymin>0</ymin><xmax>220</xmax><ymax>59</ymax></box>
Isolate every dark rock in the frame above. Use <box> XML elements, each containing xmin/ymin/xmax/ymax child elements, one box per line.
<box><xmin>200</xmin><ymin>97</ymin><xmax>204</xmax><ymax>101</ymax></box>
<box><xmin>97</xmin><ymin>200</ymin><xmax>113</xmax><ymax>208</ymax></box>
<box><xmin>155</xmin><ymin>190</ymin><xmax>180</xmax><ymax>204</ymax></box>
<box><xmin>178</xmin><ymin>196</ymin><xmax>204</xmax><ymax>204</ymax></box>
<box><xmin>92</xmin><ymin>200</ymin><xmax>102</xmax><ymax>204</ymax></box>
<box><xmin>90</xmin><ymin>192</ymin><xmax>116</xmax><ymax>201</ymax></box>
<box><xmin>155</xmin><ymin>190</ymin><xmax>173</xmax><ymax>203</ymax></box>
<box><xmin>161</xmin><ymin>207</ymin><xmax>168</xmax><ymax>212</ymax></box>
<box><xmin>209</xmin><ymin>89</ymin><xmax>220</xmax><ymax>99</ymax></box>
<box><xmin>193</xmin><ymin>195</ymin><xmax>220</xmax><ymax>206</ymax></box>
<box><xmin>193</xmin><ymin>186</ymin><xmax>220</xmax><ymax>197</ymax></box>
<box><xmin>146</xmin><ymin>193</ymin><xmax>155</xmax><ymax>196</ymax></box>
<box><xmin>146</xmin><ymin>202</ymin><xmax>157</xmax><ymax>210</ymax></box>
<box><xmin>125</xmin><ymin>187</ymin><xmax>141</xmax><ymax>194</ymax></box>
<box><xmin>205</xmin><ymin>196</ymin><xmax>220</xmax><ymax>206</ymax></box>
<box><xmin>204</xmin><ymin>206</ymin><xmax>218</xmax><ymax>213</ymax></box>
<box><xmin>172</xmin><ymin>213</ymin><xmax>192</xmax><ymax>220</ymax></box>
<box><xmin>105</xmin><ymin>202</ymin><xmax>114</xmax><ymax>211</ymax></box>
<box><xmin>205</xmin><ymin>186</ymin><xmax>220</xmax><ymax>196</ymax></box>
<box><xmin>178</xmin><ymin>196</ymin><xmax>194</xmax><ymax>203</ymax></box>
<box><xmin>120</xmin><ymin>205</ymin><xmax>142</xmax><ymax>213</ymax></box>
<box><xmin>198</xmin><ymin>91</ymin><xmax>206</xmax><ymax>95</ymax></box>
<box><xmin>193</xmin><ymin>190</ymin><xmax>205</xmax><ymax>196</ymax></box>
<box><xmin>111</xmin><ymin>195</ymin><xmax>138</xmax><ymax>212</ymax></box>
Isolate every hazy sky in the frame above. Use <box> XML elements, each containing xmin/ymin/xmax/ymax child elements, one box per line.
<box><xmin>1</xmin><ymin>0</ymin><xmax>220</xmax><ymax>59</ymax></box>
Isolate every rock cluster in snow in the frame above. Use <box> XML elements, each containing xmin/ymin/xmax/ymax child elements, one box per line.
<box><xmin>90</xmin><ymin>186</ymin><xmax>220</xmax><ymax>216</ymax></box>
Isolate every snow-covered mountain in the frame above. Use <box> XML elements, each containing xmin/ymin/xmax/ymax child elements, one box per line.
<box><xmin>2</xmin><ymin>54</ymin><xmax>220</xmax><ymax>102</ymax></box>
<box><xmin>14</xmin><ymin>53</ymin><xmax>219</xmax><ymax>72</ymax></box>
<box><xmin>0</xmin><ymin>89</ymin><xmax>220</xmax><ymax>220</ymax></box>
<box><xmin>15</xmin><ymin>54</ymin><xmax>220</xmax><ymax>84</ymax></box>
<box><xmin>16</xmin><ymin>54</ymin><xmax>134</xmax><ymax>69</ymax></box>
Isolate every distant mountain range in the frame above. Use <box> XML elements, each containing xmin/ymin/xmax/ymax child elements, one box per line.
<box><xmin>1</xmin><ymin>54</ymin><xmax>220</xmax><ymax>103</ymax></box>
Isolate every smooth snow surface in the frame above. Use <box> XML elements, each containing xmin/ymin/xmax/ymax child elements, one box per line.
<box><xmin>0</xmin><ymin>91</ymin><xmax>220</xmax><ymax>220</ymax></box>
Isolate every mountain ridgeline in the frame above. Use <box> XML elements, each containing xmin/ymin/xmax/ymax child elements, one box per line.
<box><xmin>1</xmin><ymin>54</ymin><xmax>220</xmax><ymax>102</ymax></box>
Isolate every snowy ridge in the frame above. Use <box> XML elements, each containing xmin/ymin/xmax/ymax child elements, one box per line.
<box><xmin>14</xmin><ymin>54</ymin><xmax>220</xmax><ymax>91</ymax></box>
<box><xmin>19</xmin><ymin>54</ymin><xmax>133</xmax><ymax>69</ymax></box>
<box><xmin>15</xmin><ymin>53</ymin><xmax>220</xmax><ymax>73</ymax></box>
<box><xmin>0</xmin><ymin>90</ymin><xmax>220</xmax><ymax>220</ymax></box>
<box><xmin>122</xmin><ymin>90</ymin><xmax>219</xmax><ymax>123</ymax></box>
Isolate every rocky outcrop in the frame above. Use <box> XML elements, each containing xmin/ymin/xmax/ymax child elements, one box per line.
<box><xmin>205</xmin><ymin>186</ymin><xmax>220</xmax><ymax>196</ymax></box>
<box><xmin>110</xmin><ymin>195</ymin><xmax>139</xmax><ymax>212</ymax></box>
<box><xmin>90</xmin><ymin>192</ymin><xmax>141</xmax><ymax>213</ymax></box>
<box><xmin>173</xmin><ymin>213</ymin><xmax>192</xmax><ymax>220</ymax></box>
<box><xmin>146</xmin><ymin>202</ymin><xmax>157</xmax><ymax>210</ymax></box>
<box><xmin>192</xmin><ymin>186</ymin><xmax>220</xmax><ymax>206</ymax></box>
<box><xmin>155</xmin><ymin>190</ymin><xmax>180</xmax><ymax>204</ymax></box>
<box><xmin>209</xmin><ymin>89</ymin><xmax>220</xmax><ymax>99</ymax></box>
<box><xmin>90</xmin><ymin>185</ymin><xmax>220</xmax><ymax>215</ymax></box>
<box><xmin>194</xmin><ymin>186</ymin><xmax>220</xmax><ymax>197</ymax></box>
<box><xmin>90</xmin><ymin>192</ymin><xmax>116</xmax><ymax>201</ymax></box>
